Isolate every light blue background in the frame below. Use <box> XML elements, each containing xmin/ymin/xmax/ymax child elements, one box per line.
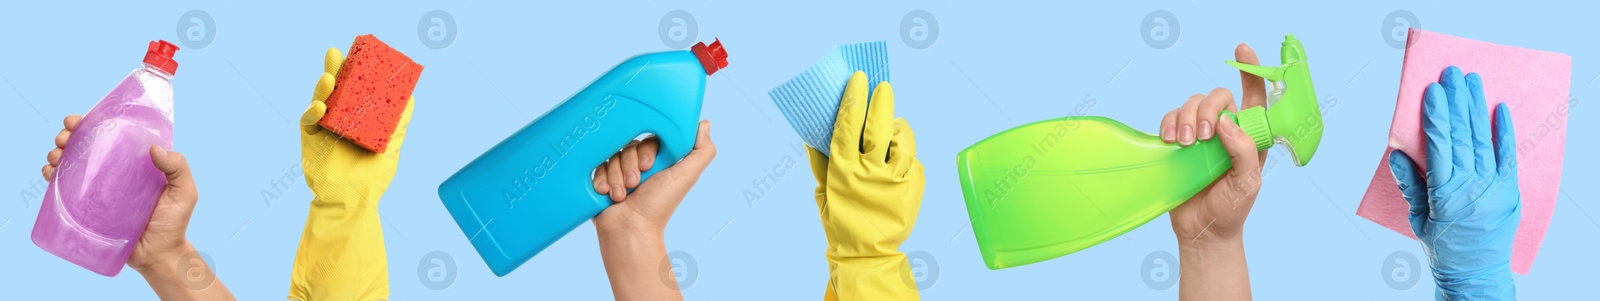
<box><xmin>0</xmin><ymin>1</ymin><xmax>1593</xmax><ymax>300</ymax></box>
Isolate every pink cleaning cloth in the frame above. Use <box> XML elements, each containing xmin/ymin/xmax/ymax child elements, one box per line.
<box><xmin>1357</xmin><ymin>29</ymin><xmax>1571</xmax><ymax>275</ymax></box>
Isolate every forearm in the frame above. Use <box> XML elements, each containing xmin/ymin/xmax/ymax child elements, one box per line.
<box><xmin>136</xmin><ymin>242</ymin><xmax>235</xmax><ymax>301</ymax></box>
<box><xmin>1429</xmin><ymin>218</ymin><xmax>1518</xmax><ymax>300</ymax></box>
<box><xmin>598</xmin><ymin>228</ymin><xmax>682</xmax><ymax>301</ymax></box>
<box><xmin>825</xmin><ymin>253</ymin><xmax>919</xmax><ymax>301</ymax></box>
<box><xmin>1436</xmin><ymin>272</ymin><xmax>1516</xmax><ymax>301</ymax></box>
<box><xmin>1432</xmin><ymin>248</ymin><xmax>1517</xmax><ymax>300</ymax></box>
<box><xmin>1177</xmin><ymin>237</ymin><xmax>1250</xmax><ymax>301</ymax></box>
<box><xmin>288</xmin><ymin>199</ymin><xmax>389</xmax><ymax>300</ymax></box>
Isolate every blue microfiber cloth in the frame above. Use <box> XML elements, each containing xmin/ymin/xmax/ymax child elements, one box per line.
<box><xmin>768</xmin><ymin>41</ymin><xmax>890</xmax><ymax>156</ymax></box>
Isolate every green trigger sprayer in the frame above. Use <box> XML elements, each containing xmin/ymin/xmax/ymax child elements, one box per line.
<box><xmin>1227</xmin><ymin>34</ymin><xmax>1323</xmax><ymax>165</ymax></box>
<box><xmin>956</xmin><ymin>35</ymin><xmax>1323</xmax><ymax>270</ymax></box>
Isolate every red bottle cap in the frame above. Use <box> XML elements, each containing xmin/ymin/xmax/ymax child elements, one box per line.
<box><xmin>691</xmin><ymin>38</ymin><xmax>728</xmax><ymax>76</ymax></box>
<box><xmin>143</xmin><ymin>40</ymin><xmax>180</xmax><ymax>75</ymax></box>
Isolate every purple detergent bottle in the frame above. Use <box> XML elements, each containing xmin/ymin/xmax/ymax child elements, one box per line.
<box><xmin>32</xmin><ymin>40</ymin><xmax>179</xmax><ymax>276</ymax></box>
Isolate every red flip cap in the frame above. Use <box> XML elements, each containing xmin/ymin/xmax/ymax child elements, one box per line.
<box><xmin>143</xmin><ymin>40</ymin><xmax>180</xmax><ymax>75</ymax></box>
<box><xmin>691</xmin><ymin>38</ymin><xmax>728</xmax><ymax>76</ymax></box>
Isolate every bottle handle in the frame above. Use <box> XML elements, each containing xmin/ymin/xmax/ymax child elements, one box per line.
<box><xmin>598</xmin><ymin>121</ymin><xmax>697</xmax><ymax>197</ymax></box>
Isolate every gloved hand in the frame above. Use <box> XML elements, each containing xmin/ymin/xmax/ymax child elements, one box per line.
<box><xmin>1388</xmin><ymin>66</ymin><xmax>1520</xmax><ymax>300</ymax></box>
<box><xmin>289</xmin><ymin>47</ymin><xmax>414</xmax><ymax>300</ymax></box>
<box><xmin>807</xmin><ymin>71</ymin><xmax>924</xmax><ymax>301</ymax></box>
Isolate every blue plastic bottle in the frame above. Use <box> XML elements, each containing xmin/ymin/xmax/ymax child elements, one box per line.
<box><xmin>439</xmin><ymin>39</ymin><xmax>727</xmax><ymax>276</ymax></box>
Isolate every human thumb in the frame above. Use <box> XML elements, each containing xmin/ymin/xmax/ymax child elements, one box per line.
<box><xmin>149</xmin><ymin>146</ymin><xmax>198</xmax><ymax>206</ymax></box>
<box><xmin>1388</xmin><ymin>149</ymin><xmax>1430</xmax><ymax>237</ymax></box>
<box><xmin>1216</xmin><ymin>114</ymin><xmax>1262</xmax><ymax>175</ymax></box>
<box><xmin>672</xmin><ymin>120</ymin><xmax>717</xmax><ymax>178</ymax></box>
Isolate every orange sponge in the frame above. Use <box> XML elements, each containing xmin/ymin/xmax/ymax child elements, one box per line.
<box><xmin>320</xmin><ymin>34</ymin><xmax>423</xmax><ymax>153</ymax></box>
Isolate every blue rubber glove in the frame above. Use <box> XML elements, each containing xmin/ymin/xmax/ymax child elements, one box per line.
<box><xmin>1388</xmin><ymin>66</ymin><xmax>1520</xmax><ymax>300</ymax></box>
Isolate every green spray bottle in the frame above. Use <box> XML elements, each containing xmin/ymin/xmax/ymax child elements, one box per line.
<box><xmin>956</xmin><ymin>35</ymin><xmax>1324</xmax><ymax>270</ymax></box>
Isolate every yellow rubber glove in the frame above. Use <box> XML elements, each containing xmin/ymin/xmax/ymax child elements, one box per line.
<box><xmin>288</xmin><ymin>47</ymin><xmax>414</xmax><ymax>301</ymax></box>
<box><xmin>807</xmin><ymin>71</ymin><xmax>924</xmax><ymax>301</ymax></box>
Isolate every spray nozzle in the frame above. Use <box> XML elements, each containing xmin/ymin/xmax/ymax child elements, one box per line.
<box><xmin>1222</xmin><ymin>34</ymin><xmax>1323</xmax><ymax>167</ymax></box>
